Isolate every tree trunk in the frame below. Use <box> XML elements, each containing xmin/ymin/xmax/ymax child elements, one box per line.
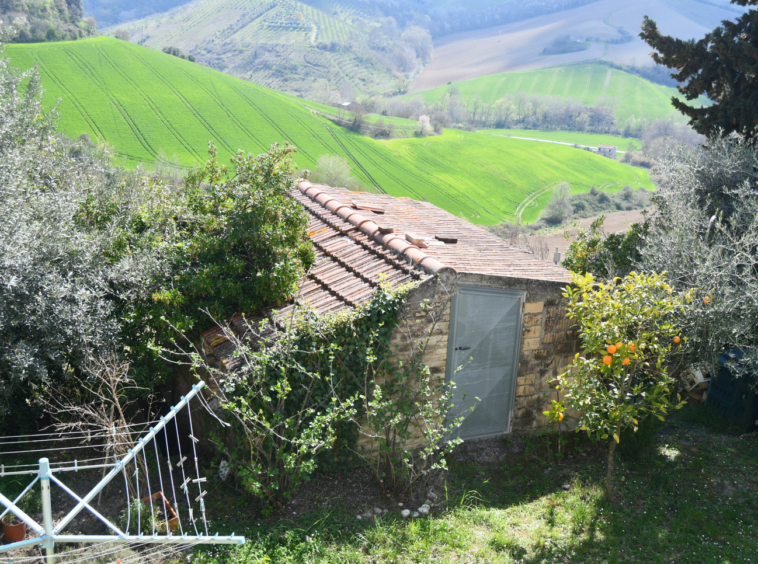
<box><xmin>606</xmin><ymin>438</ymin><xmax>617</xmax><ymax>500</ymax></box>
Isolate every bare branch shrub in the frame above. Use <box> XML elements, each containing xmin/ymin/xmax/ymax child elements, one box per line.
<box><xmin>342</xmin><ymin>280</ymin><xmax>473</xmax><ymax>497</ymax></box>
<box><xmin>39</xmin><ymin>354</ymin><xmax>156</xmax><ymax>496</ymax></box>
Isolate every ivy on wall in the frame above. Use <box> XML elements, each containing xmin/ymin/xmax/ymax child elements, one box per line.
<box><xmin>196</xmin><ymin>284</ymin><xmax>412</xmax><ymax>509</ymax></box>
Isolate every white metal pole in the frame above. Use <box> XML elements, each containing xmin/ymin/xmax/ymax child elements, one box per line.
<box><xmin>52</xmin><ymin>534</ymin><xmax>245</xmax><ymax>545</ymax></box>
<box><xmin>39</xmin><ymin>458</ymin><xmax>55</xmax><ymax>564</ymax></box>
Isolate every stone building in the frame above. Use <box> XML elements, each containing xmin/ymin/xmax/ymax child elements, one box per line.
<box><xmin>597</xmin><ymin>144</ymin><xmax>617</xmax><ymax>158</ymax></box>
<box><xmin>199</xmin><ymin>181</ymin><xmax>579</xmax><ymax>447</ymax></box>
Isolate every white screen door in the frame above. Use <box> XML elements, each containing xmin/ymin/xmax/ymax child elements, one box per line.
<box><xmin>446</xmin><ymin>287</ymin><xmax>525</xmax><ymax>440</ymax></box>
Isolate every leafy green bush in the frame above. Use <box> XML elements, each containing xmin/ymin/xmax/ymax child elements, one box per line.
<box><xmin>562</xmin><ymin>215</ymin><xmax>649</xmax><ymax>280</ymax></box>
<box><xmin>120</xmin><ymin>498</ymin><xmax>168</xmax><ymax>536</ymax></box>
<box><xmin>154</xmin><ymin>142</ymin><xmax>314</xmax><ymax>332</ymax></box>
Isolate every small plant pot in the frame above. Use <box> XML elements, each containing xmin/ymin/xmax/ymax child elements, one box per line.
<box><xmin>2</xmin><ymin>517</ymin><xmax>27</xmax><ymax>543</ymax></box>
<box><xmin>140</xmin><ymin>492</ymin><xmax>180</xmax><ymax>533</ymax></box>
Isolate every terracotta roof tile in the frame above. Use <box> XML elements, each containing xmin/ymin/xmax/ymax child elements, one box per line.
<box><xmin>295</xmin><ymin>181</ymin><xmax>571</xmax><ymax>286</ymax></box>
<box><xmin>285</xmin><ymin>188</ymin><xmax>426</xmax><ymax>314</ymax></box>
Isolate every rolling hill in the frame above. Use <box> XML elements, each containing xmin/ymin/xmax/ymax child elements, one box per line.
<box><xmin>4</xmin><ymin>37</ymin><xmax>653</xmax><ymax>225</ymax></box>
<box><xmin>409</xmin><ymin>63</ymin><xmax>689</xmax><ymax>124</ymax></box>
<box><xmin>105</xmin><ymin>0</ymin><xmax>409</xmax><ymax>97</ymax></box>
<box><xmin>410</xmin><ymin>0</ymin><xmax>746</xmax><ymax>93</ymax></box>
<box><xmin>94</xmin><ymin>0</ymin><xmax>605</xmax><ymax>97</ymax></box>
<box><xmin>82</xmin><ymin>0</ymin><xmax>189</xmax><ymax>28</ymax></box>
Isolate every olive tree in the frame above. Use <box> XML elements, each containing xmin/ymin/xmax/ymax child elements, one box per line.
<box><xmin>0</xmin><ymin>49</ymin><xmax>314</xmax><ymax>429</ymax></box>
<box><xmin>0</xmin><ymin>53</ymin><xmax>168</xmax><ymax>421</ymax></box>
<box><xmin>639</xmin><ymin>135</ymin><xmax>758</xmax><ymax>374</ymax></box>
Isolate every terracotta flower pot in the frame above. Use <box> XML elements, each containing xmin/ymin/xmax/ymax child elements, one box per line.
<box><xmin>2</xmin><ymin>517</ymin><xmax>27</xmax><ymax>543</ymax></box>
<box><xmin>140</xmin><ymin>491</ymin><xmax>180</xmax><ymax>533</ymax></box>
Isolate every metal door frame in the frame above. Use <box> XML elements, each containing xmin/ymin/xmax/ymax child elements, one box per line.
<box><xmin>445</xmin><ymin>285</ymin><xmax>526</xmax><ymax>438</ymax></box>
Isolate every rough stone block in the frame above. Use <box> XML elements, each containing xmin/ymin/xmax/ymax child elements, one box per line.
<box><xmin>532</xmin><ymin>348</ymin><xmax>550</xmax><ymax>360</ymax></box>
<box><xmin>523</xmin><ymin>313</ymin><xmax>543</xmax><ymax>327</ymax></box>
<box><xmin>518</xmin><ymin>373</ymin><xmax>536</xmax><ymax>385</ymax></box>
<box><xmin>514</xmin><ymin>407</ymin><xmax>535</xmax><ymax>421</ymax></box>
<box><xmin>545</xmin><ymin>318</ymin><xmax>574</xmax><ymax>333</ymax></box>
<box><xmin>543</xmin><ymin>331</ymin><xmax>569</xmax><ymax>344</ymax></box>
<box><xmin>522</xmin><ymin>338</ymin><xmax>541</xmax><ymax>350</ymax></box>
<box><xmin>516</xmin><ymin>384</ymin><xmax>533</xmax><ymax>396</ymax></box>
<box><xmin>556</xmin><ymin>342</ymin><xmax>578</xmax><ymax>355</ymax></box>
<box><xmin>522</xmin><ymin>324</ymin><xmax>542</xmax><ymax>339</ymax></box>
<box><xmin>524</xmin><ymin>302</ymin><xmax>544</xmax><ymax>314</ymax></box>
<box><xmin>545</xmin><ymin>306</ymin><xmax>567</xmax><ymax>319</ymax></box>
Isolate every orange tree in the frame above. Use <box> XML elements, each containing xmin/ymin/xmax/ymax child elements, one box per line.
<box><xmin>547</xmin><ymin>271</ymin><xmax>690</xmax><ymax>498</ymax></box>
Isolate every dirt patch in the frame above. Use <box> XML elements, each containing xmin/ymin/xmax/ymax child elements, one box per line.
<box><xmin>532</xmin><ymin>207</ymin><xmax>650</xmax><ymax>258</ymax></box>
<box><xmin>283</xmin><ymin>468</ymin><xmax>384</xmax><ymax>518</ymax></box>
<box><xmin>450</xmin><ymin>435</ymin><xmax>525</xmax><ymax>465</ymax></box>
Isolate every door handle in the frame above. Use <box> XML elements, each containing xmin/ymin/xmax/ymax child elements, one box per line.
<box><xmin>456</xmin><ymin>346</ymin><xmax>471</xmax><ymax>351</ymax></box>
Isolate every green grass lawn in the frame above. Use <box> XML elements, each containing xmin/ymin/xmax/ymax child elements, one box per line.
<box><xmin>5</xmin><ymin>37</ymin><xmax>652</xmax><ymax>225</ymax></box>
<box><xmin>409</xmin><ymin>64</ymin><xmax>696</xmax><ymax>124</ymax></box>
<box><xmin>190</xmin><ymin>406</ymin><xmax>758</xmax><ymax>563</ymax></box>
<box><xmin>481</xmin><ymin>129</ymin><xmax>641</xmax><ymax>153</ymax></box>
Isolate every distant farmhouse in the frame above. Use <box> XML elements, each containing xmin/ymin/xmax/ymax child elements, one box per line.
<box><xmin>597</xmin><ymin>144</ymin><xmax>617</xmax><ymax>158</ymax></box>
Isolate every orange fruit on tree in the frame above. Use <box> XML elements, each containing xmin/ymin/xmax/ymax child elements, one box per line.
<box><xmin>623</xmin><ymin>358</ymin><xmax>630</xmax><ymax>365</ymax></box>
<box><xmin>558</xmin><ymin>413</ymin><xmax>565</xmax><ymax>422</ymax></box>
<box><xmin>603</xmin><ymin>355</ymin><xmax>613</xmax><ymax>365</ymax></box>
<box><xmin>629</xmin><ymin>343</ymin><xmax>635</xmax><ymax>352</ymax></box>
<box><xmin>616</xmin><ymin>342</ymin><xmax>623</xmax><ymax>349</ymax></box>
<box><xmin>674</xmin><ymin>336</ymin><xmax>681</xmax><ymax>344</ymax></box>
<box><xmin>607</xmin><ymin>345</ymin><xmax>617</xmax><ymax>354</ymax></box>
<box><xmin>704</xmin><ymin>296</ymin><xmax>711</xmax><ymax>305</ymax></box>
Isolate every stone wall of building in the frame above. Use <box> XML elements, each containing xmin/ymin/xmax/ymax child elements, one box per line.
<box><xmin>355</xmin><ymin>272</ymin><xmax>455</xmax><ymax>458</ymax></box>
<box><xmin>512</xmin><ymin>295</ymin><xmax>579</xmax><ymax>431</ymax></box>
<box><xmin>355</xmin><ymin>272</ymin><xmax>579</xmax><ymax>458</ymax></box>
<box><xmin>195</xmin><ymin>271</ymin><xmax>578</xmax><ymax>461</ymax></box>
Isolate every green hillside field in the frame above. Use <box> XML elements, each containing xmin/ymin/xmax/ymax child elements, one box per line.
<box><xmin>410</xmin><ymin>63</ymin><xmax>693</xmax><ymax>124</ymax></box>
<box><xmin>5</xmin><ymin>37</ymin><xmax>653</xmax><ymax>225</ymax></box>
<box><xmin>481</xmin><ymin>130</ymin><xmax>641</xmax><ymax>152</ymax></box>
<box><xmin>384</xmin><ymin>131</ymin><xmax>651</xmax><ymax>223</ymax></box>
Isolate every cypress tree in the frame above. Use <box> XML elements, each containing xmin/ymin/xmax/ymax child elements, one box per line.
<box><xmin>640</xmin><ymin>1</ymin><xmax>758</xmax><ymax>138</ymax></box>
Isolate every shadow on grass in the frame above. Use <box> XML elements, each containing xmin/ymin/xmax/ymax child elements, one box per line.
<box><xmin>193</xmin><ymin>405</ymin><xmax>757</xmax><ymax>563</ymax></box>
<box><xmin>444</xmin><ymin>405</ymin><xmax>756</xmax><ymax>563</ymax></box>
